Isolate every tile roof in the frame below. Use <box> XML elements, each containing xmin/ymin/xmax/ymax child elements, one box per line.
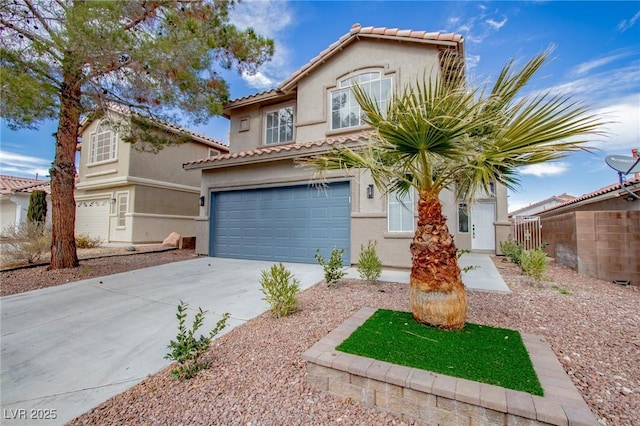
<box><xmin>509</xmin><ymin>193</ymin><xmax>576</xmax><ymax>216</ymax></box>
<box><xmin>537</xmin><ymin>177</ymin><xmax>640</xmax><ymax>215</ymax></box>
<box><xmin>226</xmin><ymin>23</ymin><xmax>465</xmax><ymax>109</ymax></box>
<box><xmin>80</xmin><ymin>105</ymin><xmax>229</xmax><ymax>152</ymax></box>
<box><xmin>183</xmin><ymin>132</ymin><xmax>372</xmax><ymax>170</ymax></box>
<box><xmin>278</xmin><ymin>23</ymin><xmax>464</xmax><ymax>93</ymax></box>
<box><xmin>0</xmin><ymin>175</ymin><xmax>51</xmax><ymax>195</ymax></box>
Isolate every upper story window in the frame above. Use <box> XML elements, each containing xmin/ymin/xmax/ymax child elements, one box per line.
<box><xmin>89</xmin><ymin>120</ymin><xmax>117</xmax><ymax>164</ymax></box>
<box><xmin>265</xmin><ymin>106</ymin><xmax>294</xmax><ymax>145</ymax></box>
<box><xmin>388</xmin><ymin>190</ymin><xmax>414</xmax><ymax>233</ymax></box>
<box><xmin>331</xmin><ymin>71</ymin><xmax>392</xmax><ymax>130</ymax></box>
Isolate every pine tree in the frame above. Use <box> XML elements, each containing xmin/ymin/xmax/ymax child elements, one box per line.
<box><xmin>1</xmin><ymin>1</ymin><xmax>274</xmax><ymax>268</ymax></box>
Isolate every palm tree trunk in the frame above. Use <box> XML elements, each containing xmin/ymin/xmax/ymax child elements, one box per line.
<box><xmin>409</xmin><ymin>190</ymin><xmax>467</xmax><ymax>329</ymax></box>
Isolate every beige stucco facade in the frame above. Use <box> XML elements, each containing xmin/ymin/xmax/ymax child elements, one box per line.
<box><xmin>187</xmin><ymin>26</ymin><xmax>509</xmax><ymax>267</ymax></box>
<box><xmin>75</xmin><ymin>113</ymin><xmax>228</xmax><ymax>243</ymax></box>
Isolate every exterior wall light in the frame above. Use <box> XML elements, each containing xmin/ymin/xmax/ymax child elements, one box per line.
<box><xmin>199</xmin><ymin>196</ymin><xmax>205</xmax><ymax>206</ymax></box>
<box><xmin>110</xmin><ymin>198</ymin><xmax>116</xmax><ymax>205</ymax></box>
<box><xmin>367</xmin><ymin>184</ymin><xmax>374</xmax><ymax>199</ymax></box>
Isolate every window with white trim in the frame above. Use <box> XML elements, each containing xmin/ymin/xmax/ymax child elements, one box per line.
<box><xmin>388</xmin><ymin>190</ymin><xmax>414</xmax><ymax>232</ymax></box>
<box><xmin>264</xmin><ymin>106</ymin><xmax>294</xmax><ymax>145</ymax></box>
<box><xmin>116</xmin><ymin>192</ymin><xmax>128</xmax><ymax>228</ymax></box>
<box><xmin>89</xmin><ymin>120</ymin><xmax>117</xmax><ymax>164</ymax></box>
<box><xmin>331</xmin><ymin>71</ymin><xmax>392</xmax><ymax>130</ymax></box>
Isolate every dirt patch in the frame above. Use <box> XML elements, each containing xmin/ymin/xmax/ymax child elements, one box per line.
<box><xmin>0</xmin><ymin>246</ymin><xmax>196</xmax><ymax>296</ymax></box>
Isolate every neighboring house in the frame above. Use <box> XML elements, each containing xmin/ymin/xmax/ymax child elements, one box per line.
<box><xmin>76</xmin><ymin>109</ymin><xmax>229</xmax><ymax>243</ymax></box>
<box><xmin>0</xmin><ymin>175</ymin><xmax>51</xmax><ymax>233</ymax></box>
<box><xmin>508</xmin><ymin>193</ymin><xmax>576</xmax><ymax>218</ymax></box>
<box><xmin>183</xmin><ymin>24</ymin><xmax>510</xmax><ymax>268</ymax></box>
<box><xmin>536</xmin><ymin>178</ymin><xmax>639</xmax><ymax>286</ymax></box>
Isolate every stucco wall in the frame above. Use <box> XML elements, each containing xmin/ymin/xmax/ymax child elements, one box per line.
<box><xmin>227</xmin><ymin>39</ymin><xmax>441</xmax><ymax>153</ymax></box>
<box><xmin>128</xmin><ymin>141</ymin><xmax>213</xmax><ymax>187</ymax></box>
<box><xmin>78</xmin><ymin>116</ymin><xmax>131</xmax><ymax>184</ymax></box>
<box><xmin>195</xmin><ymin>161</ymin><xmax>473</xmax><ymax>268</ymax></box>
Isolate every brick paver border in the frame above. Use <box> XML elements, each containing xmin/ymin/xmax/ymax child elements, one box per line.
<box><xmin>302</xmin><ymin>307</ymin><xmax>598</xmax><ymax>425</ymax></box>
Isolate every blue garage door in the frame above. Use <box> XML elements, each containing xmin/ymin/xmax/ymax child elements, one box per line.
<box><xmin>210</xmin><ymin>182</ymin><xmax>351</xmax><ymax>264</ymax></box>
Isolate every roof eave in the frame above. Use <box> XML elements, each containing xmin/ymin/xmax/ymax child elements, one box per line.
<box><xmin>183</xmin><ymin>139</ymin><xmax>368</xmax><ymax>171</ymax></box>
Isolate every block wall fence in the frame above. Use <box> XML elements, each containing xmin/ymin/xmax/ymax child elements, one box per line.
<box><xmin>540</xmin><ymin>211</ymin><xmax>639</xmax><ymax>286</ymax></box>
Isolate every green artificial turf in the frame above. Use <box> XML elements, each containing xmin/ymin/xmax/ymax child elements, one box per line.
<box><xmin>336</xmin><ymin>309</ymin><xmax>544</xmax><ymax>396</ymax></box>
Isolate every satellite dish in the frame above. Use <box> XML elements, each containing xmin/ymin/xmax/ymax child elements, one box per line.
<box><xmin>605</xmin><ymin>155</ymin><xmax>640</xmax><ymax>174</ymax></box>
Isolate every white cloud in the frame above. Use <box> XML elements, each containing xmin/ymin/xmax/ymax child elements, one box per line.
<box><xmin>617</xmin><ymin>10</ymin><xmax>640</xmax><ymax>32</ymax></box>
<box><xmin>466</xmin><ymin>54</ymin><xmax>481</xmax><ymax>71</ymax></box>
<box><xmin>230</xmin><ymin>0</ymin><xmax>295</xmax><ymax>89</ymax></box>
<box><xmin>451</xmin><ymin>7</ymin><xmax>508</xmax><ymax>44</ymax></box>
<box><xmin>588</xmin><ymin>93</ymin><xmax>640</xmax><ymax>152</ymax></box>
<box><xmin>486</xmin><ymin>17</ymin><xmax>507</xmax><ymax>30</ymax></box>
<box><xmin>519</xmin><ymin>162</ymin><xmax>570</xmax><ymax>177</ymax></box>
<box><xmin>241</xmin><ymin>71</ymin><xmax>277</xmax><ymax>90</ymax></box>
<box><xmin>0</xmin><ymin>150</ymin><xmax>51</xmax><ymax>178</ymax></box>
<box><xmin>571</xmin><ymin>51</ymin><xmax>635</xmax><ymax>76</ymax></box>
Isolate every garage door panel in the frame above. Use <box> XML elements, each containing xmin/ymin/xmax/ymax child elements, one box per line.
<box><xmin>211</xmin><ymin>182</ymin><xmax>350</xmax><ymax>264</ymax></box>
<box><xmin>76</xmin><ymin>199</ymin><xmax>110</xmax><ymax>241</ymax></box>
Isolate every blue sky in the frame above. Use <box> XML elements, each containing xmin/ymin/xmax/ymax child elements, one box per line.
<box><xmin>1</xmin><ymin>0</ymin><xmax>638</xmax><ymax>212</ymax></box>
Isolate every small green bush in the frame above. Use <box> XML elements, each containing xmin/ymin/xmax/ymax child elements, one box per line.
<box><xmin>0</xmin><ymin>221</ymin><xmax>51</xmax><ymax>265</ymax></box>
<box><xmin>500</xmin><ymin>237</ymin><xmax>524</xmax><ymax>266</ymax></box>
<box><xmin>165</xmin><ymin>301</ymin><xmax>230</xmax><ymax>380</ymax></box>
<box><xmin>315</xmin><ymin>247</ymin><xmax>347</xmax><ymax>287</ymax></box>
<box><xmin>75</xmin><ymin>233</ymin><xmax>103</xmax><ymax>249</ymax></box>
<box><xmin>260</xmin><ymin>263</ymin><xmax>300</xmax><ymax>318</ymax></box>
<box><xmin>457</xmin><ymin>249</ymin><xmax>480</xmax><ymax>274</ymax></box>
<box><xmin>519</xmin><ymin>249</ymin><xmax>548</xmax><ymax>282</ymax></box>
<box><xmin>357</xmin><ymin>241</ymin><xmax>382</xmax><ymax>281</ymax></box>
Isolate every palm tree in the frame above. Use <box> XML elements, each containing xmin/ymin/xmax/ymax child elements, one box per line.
<box><xmin>304</xmin><ymin>51</ymin><xmax>605</xmax><ymax>330</ymax></box>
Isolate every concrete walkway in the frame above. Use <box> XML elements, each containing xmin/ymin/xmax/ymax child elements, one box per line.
<box><xmin>345</xmin><ymin>252</ymin><xmax>511</xmax><ymax>293</ymax></box>
<box><xmin>1</xmin><ymin>254</ymin><xmax>508</xmax><ymax>425</ymax></box>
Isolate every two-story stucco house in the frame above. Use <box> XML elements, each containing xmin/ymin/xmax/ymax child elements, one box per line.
<box><xmin>184</xmin><ymin>24</ymin><xmax>510</xmax><ymax>268</ymax></box>
<box><xmin>75</xmin><ymin>110</ymin><xmax>228</xmax><ymax>243</ymax></box>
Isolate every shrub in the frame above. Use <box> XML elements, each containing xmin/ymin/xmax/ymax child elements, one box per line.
<box><xmin>260</xmin><ymin>263</ymin><xmax>300</xmax><ymax>318</ymax></box>
<box><xmin>500</xmin><ymin>237</ymin><xmax>524</xmax><ymax>266</ymax></box>
<box><xmin>165</xmin><ymin>301</ymin><xmax>230</xmax><ymax>380</ymax></box>
<box><xmin>75</xmin><ymin>233</ymin><xmax>102</xmax><ymax>249</ymax></box>
<box><xmin>456</xmin><ymin>249</ymin><xmax>480</xmax><ymax>274</ymax></box>
<box><xmin>0</xmin><ymin>221</ymin><xmax>51</xmax><ymax>266</ymax></box>
<box><xmin>519</xmin><ymin>248</ymin><xmax>548</xmax><ymax>282</ymax></box>
<box><xmin>27</xmin><ymin>190</ymin><xmax>47</xmax><ymax>226</ymax></box>
<box><xmin>315</xmin><ymin>247</ymin><xmax>347</xmax><ymax>287</ymax></box>
<box><xmin>357</xmin><ymin>241</ymin><xmax>382</xmax><ymax>281</ymax></box>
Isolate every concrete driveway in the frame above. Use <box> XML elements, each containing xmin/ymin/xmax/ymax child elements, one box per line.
<box><xmin>1</xmin><ymin>253</ymin><xmax>508</xmax><ymax>425</ymax></box>
<box><xmin>1</xmin><ymin>257</ymin><xmax>325</xmax><ymax>425</ymax></box>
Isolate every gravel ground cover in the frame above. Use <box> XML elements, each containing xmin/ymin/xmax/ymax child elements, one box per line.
<box><xmin>59</xmin><ymin>256</ymin><xmax>640</xmax><ymax>426</ymax></box>
<box><xmin>2</xmin><ymin>250</ymin><xmax>638</xmax><ymax>425</ymax></box>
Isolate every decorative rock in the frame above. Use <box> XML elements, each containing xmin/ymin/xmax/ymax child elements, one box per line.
<box><xmin>162</xmin><ymin>232</ymin><xmax>181</xmax><ymax>248</ymax></box>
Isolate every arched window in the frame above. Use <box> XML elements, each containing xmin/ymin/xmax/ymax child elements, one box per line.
<box><xmin>330</xmin><ymin>71</ymin><xmax>392</xmax><ymax>130</ymax></box>
<box><xmin>90</xmin><ymin>120</ymin><xmax>117</xmax><ymax>164</ymax></box>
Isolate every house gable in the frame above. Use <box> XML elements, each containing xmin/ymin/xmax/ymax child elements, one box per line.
<box><xmin>223</xmin><ymin>23</ymin><xmax>464</xmax><ymax>155</ymax></box>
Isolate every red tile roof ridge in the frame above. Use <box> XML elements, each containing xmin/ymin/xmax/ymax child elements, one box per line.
<box><xmin>538</xmin><ymin>177</ymin><xmax>640</xmax><ymax>214</ymax></box>
<box><xmin>184</xmin><ymin>132</ymin><xmax>372</xmax><ymax>168</ymax></box>
<box><xmin>82</xmin><ymin>104</ymin><xmax>228</xmax><ymax>151</ymax></box>
<box><xmin>278</xmin><ymin>24</ymin><xmax>463</xmax><ymax>92</ymax></box>
<box><xmin>0</xmin><ymin>175</ymin><xmax>51</xmax><ymax>194</ymax></box>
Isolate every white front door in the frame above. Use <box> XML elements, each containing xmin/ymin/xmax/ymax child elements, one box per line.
<box><xmin>471</xmin><ymin>203</ymin><xmax>495</xmax><ymax>251</ymax></box>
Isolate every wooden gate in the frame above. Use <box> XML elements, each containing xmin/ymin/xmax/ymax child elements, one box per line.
<box><xmin>511</xmin><ymin>216</ymin><xmax>542</xmax><ymax>250</ymax></box>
